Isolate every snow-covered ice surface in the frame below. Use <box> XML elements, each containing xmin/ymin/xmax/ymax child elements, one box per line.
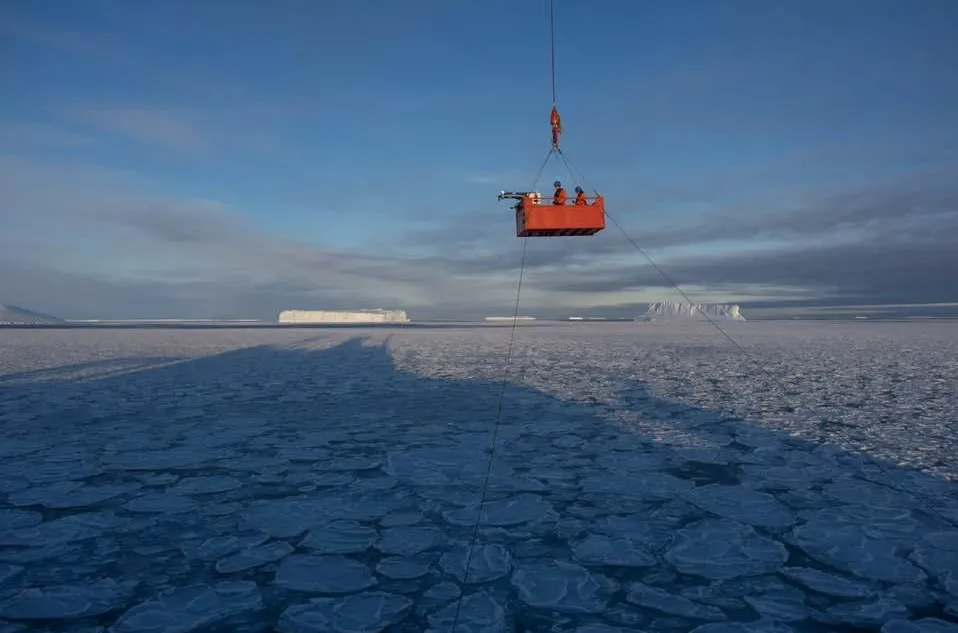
<box><xmin>1</xmin><ymin>321</ymin><xmax>957</xmax><ymax>632</ymax></box>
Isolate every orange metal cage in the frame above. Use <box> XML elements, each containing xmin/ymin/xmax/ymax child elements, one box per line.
<box><xmin>515</xmin><ymin>195</ymin><xmax>606</xmax><ymax>237</ymax></box>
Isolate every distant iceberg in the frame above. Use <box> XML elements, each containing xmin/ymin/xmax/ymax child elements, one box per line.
<box><xmin>640</xmin><ymin>302</ymin><xmax>746</xmax><ymax>322</ymax></box>
<box><xmin>0</xmin><ymin>304</ymin><xmax>64</xmax><ymax>325</ymax></box>
<box><xmin>278</xmin><ymin>309</ymin><xmax>410</xmax><ymax>324</ymax></box>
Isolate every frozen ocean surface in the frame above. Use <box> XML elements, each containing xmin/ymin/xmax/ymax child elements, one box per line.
<box><xmin>0</xmin><ymin>321</ymin><xmax>957</xmax><ymax>632</ymax></box>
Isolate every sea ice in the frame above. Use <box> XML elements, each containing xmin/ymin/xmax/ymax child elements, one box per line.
<box><xmin>822</xmin><ymin>478</ymin><xmax>917</xmax><ymax>508</ymax></box>
<box><xmin>12</xmin><ymin>482</ymin><xmax>140</xmax><ymax>509</ymax></box>
<box><xmin>909</xmin><ymin>530</ymin><xmax>958</xmax><ymax>581</ymax></box>
<box><xmin>377</xmin><ymin>526</ymin><xmax>444</xmax><ymax>557</ymax></box>
<box><xmin>0</xmin><ymin>510</ymin><xmax>41</xmax><ymax>532</ymax></box>
<box><xmin>0</xmin><ymin>563</ymin><xmax>24</xmax><ymax>584</ymax></box>
<box><xmin>384</xmin><ymin>448</ymin><xmax>486</xmax><ymax>487</ymax></box>
<box><xmin>883</xmin><ymin>620</ymin><xmax>958</xmax><ymax>633</ymax></box>
<box><xmin>739</xmin><ymin>464</ymin><xmax>832</xmax><ymax>491</ymax></box>
<box><xmin>170</xmin><ymin>475</ymin><xmax>243</xmax><ymax>495</ymax></box>
<box><xmin>240</xmin><ymin>499</ymin><xmax>324</xmax><ymax>538</ymax></box>
<box><xmin>274</xmin><ymin>555</ymin><xmax>376</xmax><ymax>593</ymax></box>
<box><xmin>214</xmin><ymin>540</ymin><xmax>294</xmax><ymax>573</ymax></box>
<box><xmin>19</xmin><ymin>458</ymin><xmax>101</xmax><ymax>484</ymax></box>
<box><xmin>124</xmin><ymin>492</ymin><xmax>197</xmax><ymax>514</ymax></box>
<box><xmin>304</xmin><ymin>472</ymin><xmax>356</xmax><ymax>487</ymax></box>
<box><xmin>818</xmin><ymin>597</ymin><xmax>910</xmax><ymax>628</ymax></box>
<box><xmin>592</xmin><ymin>451</ymin><xmax>668</xmax><ymax>474</ymax></box>
<box><xmin>0</xmin><ymin>477</ymin><xmax>30</xmax><ymax>496</ymax></box>
<box><xmin>0</xmin><ymin>543</ymin><xmax>80</xmax><ymax>564</ymax></box>
<box><xmin>185</xmin><ymin>534</ymin><xmax>269</xmax><ymax>562</ymax></box>
<box><xmin>134</xmin><ymin>472</ymin><xmax>179</xmax><ymax>487</ymax></box>
<box><xmin>580</xmin><ymin>471</ymin><xmax>695</xmax><ymax>501</ymax></box>
<box><xmin>681</xmin><ymin>484</ymin><xmax>795</xmax><ymax>528</ymax></box>
<box><xmin>427</xmin><ymin>591</ymin><xmax>509</xmax><ymax>633</ymax></box>
<box><xmin>626</xmin><ymin>582</ymin><xmax>727</xmax><ymax>621</ymax></box>
<box><xmin>316</xmin><ymin>456</ymin><xmax>383</xmax><ymax>472</ymax></box>
<box><xmin>690</xmin><ymin>621</ymin><xmax>798</xmax><ymax>632</ymax></box>
<box><xmin>810</xmin><ymin>505</ymin><xmax>926</xmax><ymax>543</ymax></box>
<box><xmin>422</xmin><ymin>581</ymin><xmax>461</xmax><ymax>605</ymax></box>
<box><xmin>884</xmin><ymin>583</ymin><xmax>940</xmax><ymax>610</ymax></box>
<box><xmin>789</xmin><ymin>514</ymin><xmax>927</xmax><ymax>583</ymax></box>
<box><xmin>202</xmin><ymin>502</ymin><xmax>244</xmax><ymax>517</ymax></box>
<box><xmin>439</xmin><ymin>543</ymin><xmax>512</xmax><ymax>584</ymax></box>
<box><xmin>103</xmin><ymin>446</ymin><xmax>239</xmax><ymax>471</ymax></box>
<box><xmin>276</xmin><ymin>447</ymin><xmax>331</xmax><ymax>464</ymax></box>
<box><xmin>312</xmin><ymin>490</ymin><xmax>411</xmax><ymax>522</ymax></box>
<box><xmin>729</xmin><ymin>425</ymin><xmax>785</xmax><ymax>450</ymax></box>
<box><xmin>110</xmin><ymin>581</ymin><xmax>262</xmax><ymax>633</ymax></box>
<box><xmin>0</xmin><ymin>512</ymin><xmax>128</xmax><ymax>547</ymax></box>
<box><xmin>741</xmin><ymin>585</ymin><xmax>812</xmax><ymax>623</ymax></box>
<box><xmin>665</xmin><ymin>519</ymin><xmax>788</xmax><ymax>580</ymax></box>
<box><xmin>443</xmin><ymin>493</ymin><xmax>555</xmax><ymax>527</ymax></box>
<box><xmin>3</xmin><ymin>320</ymin><xmax>958</xmax><ymax>631</ymax></box>
<box><xmin>349</xmin><ymin>476</ymin><xmax>399</xmax><ymax>492</ymax></box>
<box><xmin>380</xmin><ymin>510</ymin><xmax>424</xmax><ymax>527</ymax></box>
<box><xmin>570</xmin><ymin>533</ymin><xmax>657</xmax><ymax>568</ymax></box>
<box><xmin>0</xmin><ymin>578</ymin><xmax>136</xmax><ymax>620</ymax></box>
<box><xmin>0</xmin><ymin>439</ymin><xmax>43</xmax><ymax>459</ymax></box>
<box><xmin>376</xmin><ymin>557</ymin><xmax>432</xmax><ymax>580</ymax></box>
<box><xmin>574</xmin><ymin>625</ymin><xmax>643</xmax><ymax>633</ymax></box>
<box><xmin>277</xmin><ymin>591</ymin><xmax>413</xmax><ymax>633</ymax></box>
<box><xmin>779</xmin><ymin>566</ymin><xmax>875</xmax><ymax>598</ymax></box>
<box><xmin>511</xmin><ymin>560</ymin><xmax>609</xmax><ymax>614</ymax></box>
<box><xmin>6</xmin><ymin>481</ymin><xmax>79</xmax><ymax>507</ymax></box>
<box><xmin>299</xmin><ymin>520</ymin><xmax>379</xmax><ymax>554</ymax></box>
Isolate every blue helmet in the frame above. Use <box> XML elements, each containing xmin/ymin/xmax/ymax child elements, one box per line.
<box><xmin>554</xmin><ymin>180</ymin><xmax>562</xmax><ymax>188</ymax></box>
<box><xmin>575</xmin><ymin>186</ymin><xmax>584</xmax><ymax>193</ymax></box>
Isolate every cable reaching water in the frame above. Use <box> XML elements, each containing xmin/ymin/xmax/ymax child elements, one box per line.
<box><xmin>447</xmin><ymin>134</ymin><xmax>558</xmax><ymax>629</ymax></box>
<box><xmin>447</xmin><ymin>237</ymin><xmax>529</xmax><ymax>631</ymax></box>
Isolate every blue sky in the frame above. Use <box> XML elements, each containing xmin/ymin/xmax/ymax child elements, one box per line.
<box><xmin>1</xmin><ymin>0</ymin><xmax>956</xmax><ymax>319</ymax></box>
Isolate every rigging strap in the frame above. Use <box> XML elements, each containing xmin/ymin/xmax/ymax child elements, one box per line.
<box><xmin>531</xmin><ymin>147</ymin><xmax>556</xmax><ymax>190</ymax></box>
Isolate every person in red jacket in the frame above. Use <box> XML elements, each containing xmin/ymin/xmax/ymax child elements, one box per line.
<box><xmin>574</xmin><ymin>186</ymin><xmax>587</xmax><ymax>205</ymax></box>
<box><xmin>552</xmin><ymin>180</ymin><xmax>567</xmax><ymax>205</ymax></box>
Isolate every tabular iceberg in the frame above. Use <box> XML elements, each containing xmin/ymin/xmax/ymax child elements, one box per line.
<box><xmin>640</xmin><ymin>302</ymin><xmax>746</xmax><ymax>322</ymax></box>
<box><xmin>277</xmin><ymin>309</ymin><xmax>410</xmax><ymax>324</ymax></box>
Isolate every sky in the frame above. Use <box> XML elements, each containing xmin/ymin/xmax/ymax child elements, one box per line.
<box><xmin>1</xmin><ymin>0</ymin><xmax>956</xmax><ymax>320</ymax></box>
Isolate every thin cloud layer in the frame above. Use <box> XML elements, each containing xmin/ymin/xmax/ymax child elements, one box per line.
<box><xmin>71</xmin><ymin>107</ymin><xmax>208</xmax><ymax>153</ymax></box>
<box><xmin>2</xmin><ymin>152</ymin><xmax>955</xmax><ymax>320</ymax></box>
<box><xmin>406</xmin><ymin>167</ymin><xmax>958</xmax><ymax>306</ymax></box>
<box><xmin>538</xmin><ymin>238</ymin><xmax>958</xmax><ymax>306</ymax></box>
<box><xmin>527</xmin><ymin>169</ymin><xmax>958</xmax><ymax>306</ymax></box>
<box><xmin>0</xmin><ymin>156</ymin><xmax>523</xmax><ymax>319</ymax></box>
